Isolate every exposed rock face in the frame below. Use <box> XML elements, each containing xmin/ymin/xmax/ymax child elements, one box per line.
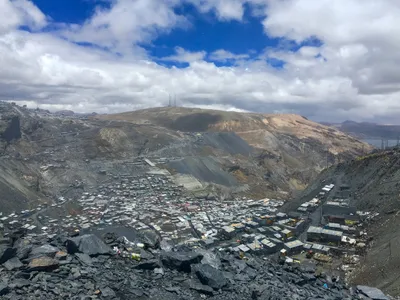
<box><xmin>137</xmin><ymin>229</ymin><xmax>161</xmax><ymax>249</ymax></box>
<box><xmin>0</xmin><ymin>115</ymin><xmax>21</xmax><ymax>142</ymax></box>
<box><xmin>14</xmin><ymin>239</ymin><xmax>32</xmax><ymax>260</ymax></box>
<box><xmin>0</xmin><ymin>246</ymin><xmax>16</xmax><ymax>264</ymax></box>
<box><xmin>160</xmin><ymin>251</ymin><xmax>203</xmax><ymax>272</ymax></box>
<box><xmin>0</xmin><ymin>229</ymin><xmax>389</xmax><ymax>300</ymax></box>
<box><xmin>3</xmin><ymin>257</ymin><xmax>23</xmax><ymax>271</ymax></box>
<box><xmin>0</xmin><ymin>103</ymin><xmax>371</xmax><ymax>214</ymax></box>
<box><xmin>66</xmin><ymin>234</ymin><xmax>112</xmax><ymax>257</ymax></box>
<box><xmin>28</xmin><ymin>256</ymin><xmax>59</xmax><ymax>271</ymax></box>
<box><xmin>0</xmin><ymin>283</ymin><xmax>10</xmax><ymax>296</ymax></box>
<box><xmin>96</xmin><ymin>107</ymin><xmax>372</xmax><ymax>197</ymax></box>
<box><xmin>192</xmin><ymin>264</ymin><xmax>227</xmax><ymax>290</ymax></box>
<box><xmin>29</xmin><ymin>244</ymin><xmax>59</xmax><ymax>259</ymax></box>
<box><xmin>134</xmin><ymin>259</ymin><xmax>160</xmax><ymax>270</ymax></box>
<box><xmin>301</xmin><ymin>149</ymin><xmax>400</xmax><ymax>297</ymax></box>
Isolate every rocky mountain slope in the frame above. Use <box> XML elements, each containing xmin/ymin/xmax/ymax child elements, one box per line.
<box><xmin>0</xmin><ymin>103</ymin><xmax>370</xmax><ymax>213</ymax></box>
<box><xmin>322</xmin><ymin>120</ymin><xmax>400</xmax><ymax>140</ymax></box>
<box><xmin>97</xmin><ymin>107</ymin><xmax>371</xmax><ymax>192</ymax></box>
<box><xmin>0</xmin><ymin>228</ymin><xmax>387</xmax><ymax>300</ymax></box>
<box><xmin>290</xmin><ymin>148</ymin><xmax>400</xmax><ymax>297</ymax></box>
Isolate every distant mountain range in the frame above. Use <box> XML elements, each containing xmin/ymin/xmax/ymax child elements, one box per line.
<box><xmin>321</xmin><ymin>120</ymin><xmax>400</xmax><ymax>140</ymax></box>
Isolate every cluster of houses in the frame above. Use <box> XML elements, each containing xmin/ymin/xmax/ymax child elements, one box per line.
<box><xmin>299</xmin><ymin>184</ymin><xmax>371</xmax><ymax>261</ymax></box>
<box><xmin>0</xmin><ymin>169</ymin><xmax>326</xmax><ymax>258</ymax></box>
<box><xmin>1</xmin><ymin>170</ymin><xmax>374</xmax><ymax>265</ymax></box>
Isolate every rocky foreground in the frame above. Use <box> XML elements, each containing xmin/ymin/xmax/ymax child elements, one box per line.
<box><xmin>0</xmin><ymin>229</ymin><xmax>388</xmax><ymax>300</ymax></box>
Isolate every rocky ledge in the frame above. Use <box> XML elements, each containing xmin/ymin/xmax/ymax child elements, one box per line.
<box><xmin>0</xmin><ymin>229</ymin><xmax>389</xmax><ymax>300</ymax></box>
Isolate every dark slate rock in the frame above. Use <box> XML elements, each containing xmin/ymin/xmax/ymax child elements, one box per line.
<box><xmin>103</xmin><ymin>232</ymin><xmax>118</xmax><ymax>245</ymax></box>
<box><xmin>0</xmin><ymin>246</ymin><xmax>16</xmax><ymax>264</ymax></box>
<box><xmin>0</xmin><ymin>237</ymin><xmax>10</xmax><ymax>245</ymax></box>
<box><xmin>198</xmin><ymin>250</ymin><xmax>221</xmax><ymax>269</ymax></box>
<box><xmin>246</xmin><ymin>267</ymin><xmax>257</xmax><ymax>280</ymax></box>
<box><xmin>303</xmin><ymin>273</ymin><xmax>316</xmax><ymax>282</ymax></box>
<box><xmin>130</xmin><ymin>288</ymin><xmax>145</xmax><ymax>297</ymax></box>
<box><xmin>66</xmin><ymin>234</ymin><xmax>112</xmax><ymax>257</ymax></box>
<box><xmin>357</xmin><ymin>285</ymin><xmax>389</xmax><ymax>300</ymax></box>
<box><xmin>101</xmin><ymin>286</ymin><xmax>116</xmax><ymax>298</ymax></box>
<box><xmin>246</xmin><ymin>259</ymin><xmax>260</xmax><ymax>270</ymax></box>
<box><xmin>164</xmin><ymin>286</ymin><xmax>181</xmax><ymax>294</ymax></box>
<box><xmin>299</xmin><ymin>264</ymin><xmax>317</xmax><ymax>274</ymax></box>
<box><xmin>75</xmin><ymin>253</ymin><xmax>93</xmax><ymax>266</ymax></box>
<box><xmin>0</xmin><ymin>283</ymin><xmax>10</xmax><ymax>296</ymax></box>
<box><xmin>231</xmin><ymin>259</ymin><xmax>247</xmax><ymax>273</ymax></box>
<box><xmin>3</xmin><ymin>257</ymin><xmax>23</xmax><ymax>270</ymax></box>
<box><xmin>134</xmin><ymin>259</ymin><xmax>160</xmax><ymax>270</ymax></box>
<box><xmin>14</xmin><ymin>239</ymin><xmax>32</xmax><ymax>260</ymax></box>
<box><xmin>193</xmin><ymin>264</ymin><xmax>227</xmax><ymax>290</ymax></box>
<box><xmin>189</xmin><ymin>280</ymin><xmax>214</xmax><ymax>295</ymax></box>
<box><xmin>139</xmin><ymin>229</ymin><xmax>161</xmax><ymax>249</ymax></box>
<box><xmin>49</xmin><ymin>234</ymin><xmax>68</xmax><ymax>249</ymax></box>
<box><xmin>9</xmin><ymin>279</ymin><xmax>30</xmax><ymax>289</ymax></box>
<box><xmin>140</xmin><ymin>249</ymin><xmax>154</xmax><ymax>260</ymax></box>
<box><xmin>234</xmin><ymin>273</ymin><xmax>250</xmax><ymax>282</ymax></box>
<box><xmin>172</xmin><ymin>276</ymin><xmax>187</xmax><ymax>282</ymax></box>
<box><xmin>161</xmin><ymin>251</ymin><xmax>203</xmax><ymax>272</ymax></box>
<box><xmin>30</xmin><ymin>244</ymin><xmax>59</xmax><ymax>258</ymax></box>
<box><xmin>28</xmin><ymin>256</ymin><xmax>59</xmax><ymax>271</ymax></box>
<box><xmin>14</xmin><ymin>271</ymin><xmax>30</xmax><ymax>279</ymax></box>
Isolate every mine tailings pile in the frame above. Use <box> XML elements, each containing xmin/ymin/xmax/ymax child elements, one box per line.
<box><xmin>308</xmin><ymin>149</ymin><xmax>400</xmax><ymax>297</ymax></box>
<box><xmin>0</xmin><ymin>228</ymin><xmax>390</xmax><ymax>299</ymax></box>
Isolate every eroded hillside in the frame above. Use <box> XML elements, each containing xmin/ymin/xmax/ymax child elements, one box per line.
<box><xmin>0</xmin><ymin>103</ymin><xmax>371</xmax><ymax>213</ymax></box>
<box><xmin>292</xmin><ymin>149</ymin><xmax>400</xmax><ymax>296</ymax></box>
<box><xmin>97</xmin><ymin>107</ymin><xmax>371</xmax><ymax>193</ymax></box>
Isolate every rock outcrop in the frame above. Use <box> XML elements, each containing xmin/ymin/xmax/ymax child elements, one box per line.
<box><xmin>0</xmin><ymin>229</ymin><xmax>390</xmax><ymax>300</ymax></box>
<box><xmin>0</xmin><ymin>115</ymin><xmax>21</xmax><ymax>143</ymax></box>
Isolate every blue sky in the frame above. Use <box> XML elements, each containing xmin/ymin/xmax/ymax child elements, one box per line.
<box><xmin>30</xmin><ymin>0</ymin><xmax>324</xmax><ymax>69</ymax></box>
<box><xmin>32</xmin><ymin>0</ymin><xmax>284</xmax><ymax>67</ymax></box>
<box><xmin>1</xmin><ymin>0</ymin><xmax>400</xmax><ymax>123</ymax></box>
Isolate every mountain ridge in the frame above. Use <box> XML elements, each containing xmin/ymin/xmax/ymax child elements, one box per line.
<box><xmin>320</xmin><ymin>120</ymin><xmax>400</xmax><ymax>140</ymax></box>
<box><xmin>0</xmin><ymin>103</ymin><xmax>371</xmax><ymax>213</ymax></box>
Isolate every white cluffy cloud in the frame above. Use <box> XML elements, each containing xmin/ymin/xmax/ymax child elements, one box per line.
<box><xmin>1</xmin><ymin>0</ymin><xmax>400</xmax><ymax>123</ymax></box>
<box><xmin>161</xmin><ymin>47</ymin><xmax>206</xmax><ymax>63</ymax></box>
<box><xmin>0</xmin><ymin>0</ymin><xmax>47</xmax><ymax>33</ymax></box>
<box><xmin>209</xmin><ymin>50</ymin><xmax>250</xmax><ymax>63</ymax></box>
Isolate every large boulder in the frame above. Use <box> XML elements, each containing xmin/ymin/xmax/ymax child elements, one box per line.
<box><xmin>0</xmin><ymin>115</ymin><xmax>21</xmax><ymax>142</ymax></box>
<box><xmin>189</xmin><ymin>280</ymin><xmax>214</xmax><ymax>295</ymax></box>
<box><xmin>161</xmin><ymin>251</ymin><xmax>203</xmax><ymax>272</ymax></box>
<box><xmin>357</xmin><ymin>285</ymin><xmax>389</xmax><ymax>300</ymax></box>
<box><xmin>160</xmin><ymin>239</ymin><xmax>173</xmax><ymax>251</ymax></box>
<box><xmin>197</xmin><ymin>250</ymin><xmax>221</xmax><ymax>269</ymax></box>
<box><xmin>138</xmin><ymin>229</ymin><xmax>161</xmax><ymax>249</ymax></box>
<box><xmin>30</xmin><ymin>244</ymin><xmax>59</xmax><ymax>259</ymax></box>
<box><xmin>14</xmin><ymin>239</ymin><xmax>32</xmax><ymax>260</ymax></box>
<box><xmin>193</xmin><ymin>264</ymin><xmax>227</xmax><ymax>290</ymax></box>
<box><xmin>134</xmin><ymin>259</ymin><xmax>160</xmax><ymax>270</ymax></box>
<box><xmin>75</xmin><ymin>253</ymin><xmax>93</xmax><ymax>266</ymax></box>
<box><xmin>3</xmin><ymin>257</ymin><xmax>23</xmax><ymax>271</ymax></box>
<box><xmin>0</xmin><ymin>283</ymin><xmax>10</xmax><ymax>296</ymax></box>
<box><xmin>28</xmin><ymin>256</ymin><xmax>59</xmax><ymax>271</ymax></box>
<box><xmin>66</xmin><ymin>234</ymin><xmax>112</xmax><ymax>257</ymax></box>
<box><xmin>0</xmin><ymin>245</ymin><xmax>16</xmax><ymax>264</ymax></box>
